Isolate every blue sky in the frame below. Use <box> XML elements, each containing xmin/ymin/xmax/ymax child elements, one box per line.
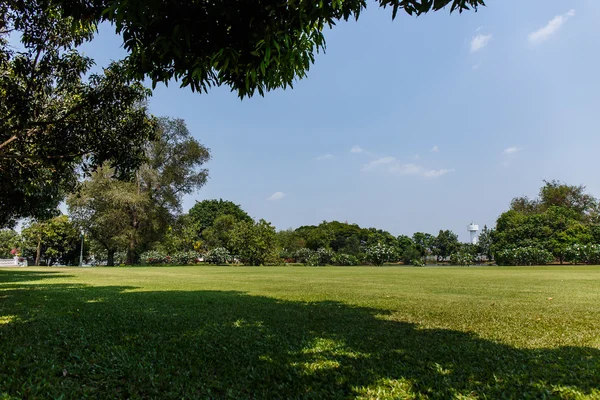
<box><xmin>79</xmin><ymin>0</ymin><xmax>600</xmax><ymax>241</ymax></box>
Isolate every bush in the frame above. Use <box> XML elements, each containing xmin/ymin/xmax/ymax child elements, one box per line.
<box><xmin>496</xmin><ymin>246</ymin><xmax>554</xmax><ymax>266</ymax></box>
<box><xmin>140</xmin><ymin>250</ymin><xmax>170</xmax><ymax>265</ymax></box>
<box><xmin>332</xmin><ymin>253</ymin><xmax>359</xmax><ymax>266</ymax></box>
<box><xmin>365</xmin><ymin>243</ymin><xmax>395</xmax><ymax>266</ymax></box>
<box><xmin>401</xmin><ymin>247</ymin><xmax>421</xmax><ymax>265</ymax></box>
<box><xmin>204</xmin><ymin>247</ymin><xmax>231</xmax><ymax>264</ymax></box>
<box><xmin>305</xmin><ymin>248</ymin><xmax>334</xmax><ymax>266</ymax></box>
<box><xmin>450</xmin><ymin>251</ymin><xmax>475</xmax><ymax>266</ymax></box>
<box><xmin>565</xmin><ymin>244</ymin><xmax>600</xmax><ymax>264</ymax></box>
<box><xmin>171</xmin><ymin>251</ymin><xmax>202</xmax><ymax>265</ymax></box>
<box><xmin>294</xmin><ymin>248</ymin><xmax>314</xmax><ymax>264</ymax></box>
<box><xmin>411</xmin><ymin>258</ymin><xmax>425</xmax><ymax>267</ymax></box>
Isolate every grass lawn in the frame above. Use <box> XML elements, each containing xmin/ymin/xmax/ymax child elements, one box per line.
<box><xmin>1</xmin><ymin>266</ymin><xmax>599</xmax><ymax>399</ymax></box>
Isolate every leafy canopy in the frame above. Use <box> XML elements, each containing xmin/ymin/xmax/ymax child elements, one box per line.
<box><xmin>51</xmin><ymin>0</ymin><xmax>485</xmax><ymax>97</ymax></box>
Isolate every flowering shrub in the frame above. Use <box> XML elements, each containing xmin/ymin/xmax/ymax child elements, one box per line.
<box><xmin>140</xmin><ymin>250</ymin><xmax>170</xmax><ymax>265</ymax></box>
<box><xmin>450</xmin><ymin>251</ymin><xmax>475</xmax><ymax>266</ymax></box>
<box><xmin>365</xmin><ymin>243</ymin><xmax>395</xmax><ymax>266</ymax></box>
<box><xmin>305</xmin><ymin>248</ymin><xmax>335</xmax><ymax>266</ymax></box>
<box><xmin>294</xmin><ymin>248</ymin><xmax>314</xmax><ymax>264</ymax></box>
<box><xmin>496</xmin><ymin>246</ymin><xmax>554</xmax><ymax>266</ymax></box>
<box><xmin>171</xmin><ymin>251</ymin><xmax>202</xmax><ymax>265</ymax></box>
<box><xmin>565</xmin><ymin>244</ymin><xmax>600</xmax><ymax>264</ymax></box>
<box><xmin>332</xmin><ymin>253</ymin><xmax>359</xmax><ymax>266</ymax></box>
<box><xmin>204</xmin><ymin>247</ymin><xmax>231</xmax><ymax>264</ymax></box>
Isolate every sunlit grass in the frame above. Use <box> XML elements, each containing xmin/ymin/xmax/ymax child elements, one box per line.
<box><xmin>0</xmin><ymin>265</ymin><xmax>599</xmax><ymax>398</ymax></box>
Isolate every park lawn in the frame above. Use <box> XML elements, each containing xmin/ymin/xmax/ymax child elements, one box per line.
<box><xmin>0</xmin><ymin>266</ymin><xmax>599</xmax><ymax>399</ymax></box>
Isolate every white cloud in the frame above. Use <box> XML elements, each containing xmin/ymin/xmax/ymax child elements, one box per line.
<box><xmin>267</xmin><ymin>191</ymin><xmax>286</xmax><ymax>201</ymax></box>
<box><xmin>363</xmin><ymin>157</ymin><xmax>453</xmax><ymax>179</ymax></box>
<box><xmin>350</xmin><ymin>145</ymin><xmax>365</xmax><ymax>154</ymax></box>
<box><xmin>430</xmin><ymin>145</ymin><xmax>440</xmax><ymax>153</ymax></box>
<box><xmin>470</xmin><ymin>34</ymin><xmax>492</xmax><ymax>53</ymax></box>
<box><xmin>503</xmin><ymin>146</ymin><xmax>522</xmax><ymax>155</ymax></box>
<box><xmin>362</xmin><ymin>156</ymin><xmax>395</xmax><ymax>171</ymax></box>
<box><xmin>317</xmin><ymin>153</ymin><xmax>334</xmax><ymax>160</ymax></box>
<box><xmin>528</xmin><ymin>10</ymin><xmax>575</xmax><ymax>45</ymax></box>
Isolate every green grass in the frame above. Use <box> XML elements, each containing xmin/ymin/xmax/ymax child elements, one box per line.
<box><xmin>1</xmin><ymin>266</ymin><xmax>599</xmax><ymax>399</ymax></box>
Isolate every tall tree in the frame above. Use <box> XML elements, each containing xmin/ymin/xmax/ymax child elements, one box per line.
<box><xmin>188</xmin><ymin>199</ymin><xmax>252</xmax><ymax>236</ymax></box>
<box><xmin>67</xmin><ymin>164</ymin><xmax>147</xmax><ymax>266</ymax></box>
<box><xmin>68</xmin><ymin>117</ymin><xmax>210</xmax><ymax>264</ymax></box>
<box><xmin>0</xmin><ymin>2</ymin><xmax>155</xmax><ymax>226</ymax></box>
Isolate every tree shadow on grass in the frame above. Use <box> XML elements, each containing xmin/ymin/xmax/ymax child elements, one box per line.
<box><xmin>0</xmin><ymin>272</ymin><xmax>598</xmax><ymax>398</ymax></box>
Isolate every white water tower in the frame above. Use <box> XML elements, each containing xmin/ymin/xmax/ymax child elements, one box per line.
<box><xmin>467</xmin><ymin>223</ymin><xmax>479</xmax><ymax>245</ymax></box>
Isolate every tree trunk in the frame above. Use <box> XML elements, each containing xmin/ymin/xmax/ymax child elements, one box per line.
<box><xmin>126</xmin><ymin>234</ymin><xmax>136</xmax><ymax>265</ymax></box>
<box><xmin>107</xmin><ymin>249</ymin><xmax>115</xmax><ymax>266</ymax></box>
<box><xmin>35</xmin><ymin>235</ymin><xmax>42</xmax><ymax>266</ymax></box>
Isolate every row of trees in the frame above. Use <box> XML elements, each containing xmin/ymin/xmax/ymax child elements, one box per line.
<box><xmin>3</xmin><ymin>180</ymin><xmax>599</xmax><ymax>267</ymax></box>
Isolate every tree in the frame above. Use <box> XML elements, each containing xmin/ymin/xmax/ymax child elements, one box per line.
<box><xmin>0</xmin><ymin>3</ymin><xmax>155</xmax><ymax>226</ymax></box>
<box><xmin>188</xmin><ymin>199</ymin><xmax>252</xmax><ymax>237</ymax></box>
<box><xmin>229</xmin><ymin>219</ymin><xmax>277</xmax><ymax>266</ymax></box>
<box><xmin>432</xmin><ymin>230</ymin><xmax>460</xmax><ymax>262</ymax></box>
<box><xmin>0</xmin><ymin>229</ymin><xmax>21</xmax><ymax>258</ymax></box>
<box><xmin>202</xmin><ymin>214</ymin><xmax>238</xmax><ymax>251</ymax></box>
<box><xmin>68</xmin><ymin>117</ymin><xmax>210</xmax><ymax>264</ymax></box>
<box><xmin>412</xmin><ymin>232</ymin><xmax>434</xmax><ymax>262</ymax></box>
<box><xmin>52</xmin><ymin>0</ymin><xmax>484</xmax><ymax>98</ymax></box>
<box><xmin>275</xmin><ymin>229</ymin><xmax>306</xmax><ymax>259</ymax></box>
<box><xmin>67</xmin><ymin>164</ymin><xmax>146</xmax><ymax>266</ymax></box>
<box><xmin>21</xmin><ymin>215</ymin><xmax>79</xmax><ymax>266</ymax></box>
<box><xmin>477</xmin><ymin>225</ymin><xmax>494</xmax><ymax>261</ymax></box>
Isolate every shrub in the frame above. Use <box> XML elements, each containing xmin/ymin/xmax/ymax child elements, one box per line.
<box><xmin>171</xmin><ymin>251</ymin><xmax>202</xmax><ymax>265</ymax></box>
<box><xmin>496</xmin><ymin>246</ymin><xmax>554</xmax><ymax>266</ymax></box>
<box><xmin>365</xmin><ymin>243</ymin><xmax>395</xmax><ymax>266</ymax></box>
<box><xmin>305</xmin><ymin>248</ymin><xmax>334</xmax><ymax>266</ymax></box>
<box><xmin>332</xmin><ymin>253</ymin><xmax>359</xmax><ymax>266</ymax></box>
<box><xmin>401</xmin><ymin>247</ymin><xmax>421</xmax><ymax>265</ymax></box>
<box><xmin>565</xmin><ymin>244</ymin><xmax>600</xmax><ymax>264</ymax></box>
<box><xmin>294</xmin><ymin>248</ymin><xmax>314</xmax><ymax>264</ymax></box>
<box><xmin>140</xmin><ymin>250</ymin><xmax>170</xmax><ymax>265</ymax></box>
<box><xmin>204</xmin><ymin>247</ymin><xmax>231</xmax><ymax>264</ymax></box>
<box><xmin>411</xmin><ymin>258</ymin><xmax>425</xmax><ymax>267</ymax></box>
<box><xmin>450</xmin><ymin>251</ymin><xmax>475</xmax><ymax>266</ymax></box>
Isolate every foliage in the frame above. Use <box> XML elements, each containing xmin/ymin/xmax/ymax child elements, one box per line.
<box><xmin>67</xmin><ymin>164</ymin><xmax>144</xmax><ymax>266</ymax></box>
<box><xmin>0</xmin><ymin>229</ymin><xmax>21</xmax><ymax>258</ymax></box>
<box><xmin>204</xmin><ymin>247</ymin><xmax>232</xmax><ymax>265</ymax></box>
<box><xmin>51</xmin><ymin>0</ymin><xmax>484</xmax><ymax>98</ymax></box>
<box><xmin>410</xmin><ymin>258</ymin><xmax>425</xmax><ymax>267</ymax></box>
<box><xmin>565</xmin><ymin>244</ymin><xmax>600</xmax><ymax>265</ymax></box>
<box><xmin>294</xmin><ymin>248</ymin><xmax>315</xmax><ymax>264</ymax></box>
<box><xmin>0</xmin><ymin>2</ymin><xmax>155</xmax><ymax>226</ymax></box>
<box><xmin>68</xmin><ymin>118</ymin><xmax>210</xmax><ymax>264</ymax></box>
<box><xmin>276</xmin><ymin>229</ymin><xmax>306</xmax><ymax>259</ymax></box>
<box><xmin>21</xmin><ymin>215</ymin><xmax>80</xmax><ymax>265</ymax></box>
<box><xmin>450</xmin><ymin>251</ymin><xmax>475</xmax><ymax>266</ymax></box>
<box><xmin>202</xmin><ymin>214</ymin><xmax>237</xmax><ymax>251</ymax></box>
<box><xmin>331</xmin><ymin>253</ymin><xmax>360</xmax><ymax>266</ymax></box>
<box><xmin>305</xmin><ymin>248</ymin><xmax>335</xmax><ymax>266</ymax></box>
<box><xmin>365</xmin><ymin>243</ymin><xmax>395</xmax><ymax>266</ymax></box>
<box><xmin>188</xmin><ymin>199</ymin><xmax>252</xmax><ymax>236</ymax></box>
<box><xmin>229</xmin><ymin>219</ymin><xmax>277</xmax><ymax>266</ymax></box>
<box><xmin>477</xmin><ymin>225</ymin><xmax>494</xmax><ymax>260</ymax></box>
<box><xmin>401</xmin><ymin>247</ymin><xmax>422</xmax><ymax>265</ymax></box>
<box><xmin>139</xmin><ymin>250</ymin><xmax>171</xmax><ymax>265</ymax></box>
<box><xmin>433</xmin><ymin>230</ymin><xmax>460</xmax><ymax>262</ymax></box>
<box><xmin>495</xmin><ymin>247</ymin><xmax>554</xmax><ymax>266</ymax></box>
<box><xmin>171</xmin><ymin>251</ymin><xmax>202</xmax><ymax>266</ymax></box>
<box><xmin>412</xmin><ymin>232</ymin><xmax>434</xmax><ymax>260</ymax></box>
